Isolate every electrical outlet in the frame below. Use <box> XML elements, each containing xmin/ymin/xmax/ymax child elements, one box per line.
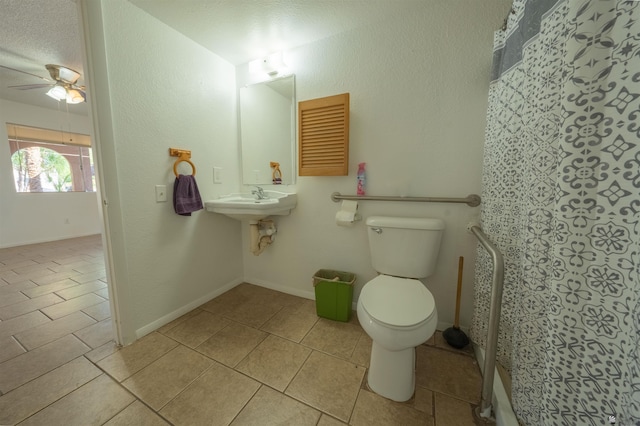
<box><xmin>155</xmin><ymin>185</ymin><xmax>167</xmax><ymax>202</ymax></box>
<box><xmin>213</xmin><ymin>167</ymin><xmax>222</xmax><ymax>184</ymax></box>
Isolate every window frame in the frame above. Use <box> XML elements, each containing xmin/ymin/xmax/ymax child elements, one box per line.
<box><xmin>7</xmin><ymin>123</ymin><xmax>96</xmax><ymax>194</ymax></box>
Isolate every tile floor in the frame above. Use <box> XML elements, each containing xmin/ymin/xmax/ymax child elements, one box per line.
<box><xmin>0</xmin><ymin>235</ymin><xmax>485</xmax><ymax>425</ymax></box>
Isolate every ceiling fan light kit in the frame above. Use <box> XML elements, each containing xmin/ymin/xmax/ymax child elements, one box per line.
<box><xmin>45</xmin><ymin>84</ymin><xmax>67</xmax><ymax>101</ymax></box>
<box><xmin>66</xmin><ymin>88</ymin><xmax>85</xmax><ymax>104</ymax></box>
<box><xmin>46</xmin><ymin>84</ymin><xmax>85</xmax><ymax>104</ymax></box>
<box><xmin>45</xmin><ymin>64</ymin><xmax>80</xmax><ymax>85</ymax></box>
<box><xmin>2</xmin><ymin>63</ymin><xmax>86</xmax><ymax>104</ymax></box>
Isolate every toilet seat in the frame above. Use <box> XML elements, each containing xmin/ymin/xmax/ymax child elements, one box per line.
<box><xmin>360</xmin><ymin>275</ymin><xmax>435</xmax><ymax>327</ymax></box>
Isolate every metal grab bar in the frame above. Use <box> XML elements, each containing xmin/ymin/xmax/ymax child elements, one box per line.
<box><xmin>330</xmin><ymin>192</ymin><xmax>481</xmax><ymax>207</ymax></box>
<box><xmin>470</xmin><ymin>225</ymin><xmax>505</xmax><ymax>419</ymax></box>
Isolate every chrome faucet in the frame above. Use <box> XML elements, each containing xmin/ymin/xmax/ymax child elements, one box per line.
<box><xmin>251</xmin><ymin>186</ymin><xmax>267</xmax><ymax>200</ymax></box>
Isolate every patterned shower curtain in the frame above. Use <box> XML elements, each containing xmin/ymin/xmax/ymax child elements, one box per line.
<box><xmin>471</xmin><ymin>1</ymin><xmax>640</xmax><ymax>425</ymax></box>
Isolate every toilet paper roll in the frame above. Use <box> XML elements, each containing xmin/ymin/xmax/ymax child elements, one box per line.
<box><xmin>335</xmin><ymin>200</ymin><xmax>358</xmax><ymax>226</ymax></box>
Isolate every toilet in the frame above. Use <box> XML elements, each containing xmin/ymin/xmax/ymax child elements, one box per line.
<box><xmin>357</xmin><ymin>216</ymin><xmax>444</xmax><ymax>402</ymax></box>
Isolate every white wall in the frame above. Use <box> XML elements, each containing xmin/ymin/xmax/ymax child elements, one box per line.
<box><xmin>240</xmin><ymin>1</ymin><xmax>509</xmax><ymax>330</ymax></box>
<box><xmin>83</xmin><ymin>0</ymin><xmax>243</xmax><ymax>343</ymax></box>
<box><xmin>79</xmin><ymin>0</ymin><xmax>508</xmax><ymax>343</ymax></box>
<box><xmin>0</xmin><ymin>99</ymin><xmax>101</xmax><ymax>248</ymax></box>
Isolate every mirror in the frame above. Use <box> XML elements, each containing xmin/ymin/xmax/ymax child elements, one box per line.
<box><xmin>240</xmin><ymin>75</ymin><xmax>295</xmax><ymax>185</ymax></box>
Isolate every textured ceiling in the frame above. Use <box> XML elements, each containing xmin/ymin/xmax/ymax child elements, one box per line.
<box><xmin>1</xmin><ymin>0</ymin><xmax>419</xmax><ymax>115</ymax></box>
<box><xmin>0</xmin><ymin>0</ymin><xmax>87</xmax><ymax>114</ymax></box>
<box><xmin>0</xmin><ymin>0</ymin><xmax>510</xmax><ymax>114</ymax></box>
<box><xmin>129</xmin><ymin>0</ymin><xmax>426</xmax><ymax>66</ymax></box>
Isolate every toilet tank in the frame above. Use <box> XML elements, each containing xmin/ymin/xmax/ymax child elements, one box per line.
<box><xmin>366</xmin><ymin>216</ymin><xmax>444</xmax><ymax>279</ymax></box>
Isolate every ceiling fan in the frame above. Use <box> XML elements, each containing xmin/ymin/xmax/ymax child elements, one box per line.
<box><xmin>1</xmin><ymin>63</ymin><xmax>86</xmax><ymax>104</ymax></box>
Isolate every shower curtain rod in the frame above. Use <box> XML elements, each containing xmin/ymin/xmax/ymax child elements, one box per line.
<box><xmin>501</xmin><ymin>7</ymin><xmax>515</xmax><ymax>31</ymax></box>
<box><xmin>470</xmin><ymin>225</ymin><xmax>505</xmax><ymax>420</ymax></box>
<box><xmin>330</xmin><ymin>192</ymin><xmax>481</xmax><ymax>207</ymax></box>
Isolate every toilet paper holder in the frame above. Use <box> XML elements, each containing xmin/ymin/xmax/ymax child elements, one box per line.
<box><xmin>335</xmin><ymin>200</ymin><xmax>362</xmax><ymax>226</ymax></box>
<box><xmin>335</xmin><ymin>211</ymin><xmax>362</xmax><ymax>226</ymax></box>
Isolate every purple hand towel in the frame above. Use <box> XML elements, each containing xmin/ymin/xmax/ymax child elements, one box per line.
<box><xmin>173</xmin><ymin>174</ymin><xmax>203</xmax><ymax>216</ymax></box>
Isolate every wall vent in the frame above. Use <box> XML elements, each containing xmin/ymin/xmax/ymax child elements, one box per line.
<box><xmin>298</xmin><ymin>93</ymin><xmax>349</xmax><ymax>176</ymax></box>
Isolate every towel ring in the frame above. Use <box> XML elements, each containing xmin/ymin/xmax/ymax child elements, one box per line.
<box><xmin>173</xmin><ymin>158</ymin><xmax>196</xmax><ymax>177</ymax></box>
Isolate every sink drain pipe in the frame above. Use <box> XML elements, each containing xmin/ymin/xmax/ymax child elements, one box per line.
<box><xmin>250</xmin><ymin>219</ymin><xmax>276</xmax><ymax>256</ymax></box>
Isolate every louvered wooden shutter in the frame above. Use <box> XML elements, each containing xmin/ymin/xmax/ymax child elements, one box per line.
<box><xmin>298</xmin><ymin>93</ymin><xmax>350</xmax><ymax>176</ymax></box>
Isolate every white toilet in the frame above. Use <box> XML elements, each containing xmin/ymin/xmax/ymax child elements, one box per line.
<box><xmin>357</xmin><ymin>216</ymin><xmax>444</xmax><ymax>402</ymax></box>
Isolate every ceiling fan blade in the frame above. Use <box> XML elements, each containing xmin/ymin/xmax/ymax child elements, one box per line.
<box><xmin>8</xmin><ymin>83</ymin><xmax>53</xmax><ymax>90</ymax></box>
<box><xmin>0</xmin><ymin>64</ymin><xmax>51</xmax><ymax>82</ymax></box>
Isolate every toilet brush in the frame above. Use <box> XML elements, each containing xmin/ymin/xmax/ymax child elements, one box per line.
<box><xmin>443</xmin><ymin>256</ymin><xmax>470</xmax><ymax>349</ymax></box>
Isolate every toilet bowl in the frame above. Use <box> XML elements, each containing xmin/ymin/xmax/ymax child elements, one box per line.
<box><xmin>357</xmin><ymin>274</ymin><xmax>437</xmax><ymax>401</ymax></box>
<box><xmin>357</xmin><ymin>216</ymin><xmax>444</xmax><ymax>402</ymax></box>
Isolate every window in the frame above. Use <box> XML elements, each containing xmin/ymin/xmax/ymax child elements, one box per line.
<box><xmin>7</xmin><ymin>124</ymin><xmax>96</xmax><ymax>193</ymax></box>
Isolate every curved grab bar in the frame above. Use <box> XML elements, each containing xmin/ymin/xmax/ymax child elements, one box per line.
<box><xmin>470</xmin><ymin>225</ymin><xmax>505</xmax><ymax>420</ymax></box>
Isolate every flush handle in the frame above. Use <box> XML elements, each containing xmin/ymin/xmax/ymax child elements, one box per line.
<box><xmin>371</xmin><ymin>227</ymin><xmax>383</xmax><ymax>234</ymax></box>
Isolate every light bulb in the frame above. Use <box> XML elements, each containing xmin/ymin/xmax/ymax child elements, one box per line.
<box><xmin>66</xmin><ymin>89</ymin><xmax>85</xmax><ymax>104</ymax></box>
<box><xmin>46</xmin><ymin>85</ymin><xmax>67</xmax><ymax>101</ymax></box>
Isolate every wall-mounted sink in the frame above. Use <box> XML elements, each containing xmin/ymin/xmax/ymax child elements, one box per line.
<box><xmin>205</xmin><ymin>190</ymin><xmax>297</xmax><ymax>222</ymax></box>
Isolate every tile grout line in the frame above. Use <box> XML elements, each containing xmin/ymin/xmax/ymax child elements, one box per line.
<box><xmin>2</xmin><ymin>238</ymin><xmax>483</xmax><ymax>425</ymax></box>
<box><xmin>11</xmin><ymin>333</ymin><xmax>29</xmax><ymax>354</ymax></box>
<box><xmin>86</xmin><ymin>354</ymin><xmax>178</xmax><ymax>426</ymax></box>
<box><xmin>16</xmin><ymin>367</ymin><xmax>106</xmax><ymax>425</ymax></box>
<box><xmin>81</xmin><ymin>352</ymin><xmax>177</xmax><ymax>425</ymax></box>
<box><xmin>158</xmin><ymin>314</ymin><xmax>358</xmax><ymax>424</ymax></box>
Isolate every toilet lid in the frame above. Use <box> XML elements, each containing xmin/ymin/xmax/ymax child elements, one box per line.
<box><xmin>360</xmin><ymin>275</ymin><xmax>435</xmax><ymax>327</ymax></box>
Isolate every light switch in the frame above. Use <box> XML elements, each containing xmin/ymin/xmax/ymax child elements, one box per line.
<box><xmin>155</xmin><ymin>185</ymin><xmax>167</xmax><ymax>202</ymax></box>
<box><xmin>213</xmin><ymin>167</ymin><xmax>222</xmax><ymax>184</ymax></box>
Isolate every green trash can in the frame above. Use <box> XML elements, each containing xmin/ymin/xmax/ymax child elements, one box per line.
<box><xmin>313</xmin><ymin>269</ymin><xmax>356</xmax><ymax>322</ymax></box>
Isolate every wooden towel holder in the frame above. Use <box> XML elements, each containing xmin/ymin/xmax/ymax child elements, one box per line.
<box><xmin>169</xmin><ymin>148</ymin><xmax>196</xmax><ymax>177</ymax></box>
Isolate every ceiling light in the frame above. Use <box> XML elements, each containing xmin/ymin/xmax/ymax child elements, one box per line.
<box><xmin>45</xmin><ymin>84</ymin><xmax>86</xmax><ymax>104</ymax></box>
<box><xmin>66</xmin><ymin>89</ymin><xmax>85</xmax><ymax>104</ymax></box>
<box><xmin>46</xmin><ymin>85</ymin><xmax>67</xmax><ymax>101</ymax></box>
<box><xmin>250</xmin><ymin>51</ymin><xmax>287</xmax><ymax>77</ymax></box>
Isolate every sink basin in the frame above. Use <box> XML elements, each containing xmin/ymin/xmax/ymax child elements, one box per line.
<box><xmin>205</xmin><ymin>190</ymin><xmax>297</xmax><ymax>221</ymax></box>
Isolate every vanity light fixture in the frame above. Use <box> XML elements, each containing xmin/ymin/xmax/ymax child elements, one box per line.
<box><xmin>250</xmin><ymin>51</ymin><xmax>287</xmax><ymax>77</ymax></box>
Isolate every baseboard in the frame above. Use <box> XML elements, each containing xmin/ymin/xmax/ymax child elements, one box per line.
<box><xmin>473</xmin><ymin>344</ymin><xmax>519</xmax><ymax>426</ymax></box>
<box><xmin>134</xmin><ymin>277</ymin><xmax>481</xmax><ymax>342</ymax></box>
<box><xmin>135</xmin><ymin>277</ymin><xmax>244</xmax><ymax>339</ymax></box>
<box><xmin>0</xmin><ymin>232</ymin><xmax>102</xmax><ymax>249</ymax></box>
<box><xmin>244</xmin><ymin>277</ymin><xmax>316</xmax><ymax>300</ymax></box>
<box><xmin>242</xmin><ymin>280</ymin><xmax>478</xmax><ymax>327</ymax></box>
